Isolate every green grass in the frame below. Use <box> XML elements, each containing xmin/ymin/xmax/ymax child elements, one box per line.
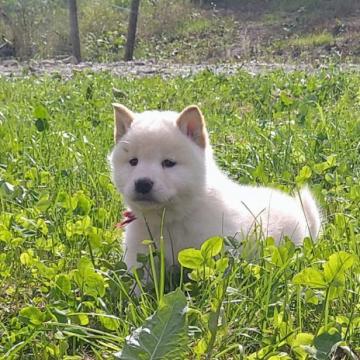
<box><xmin>0</xmin><ymin>69</ymin><xmax>360</xmax><ymax>359</ymax></box>
<box><xmin>288</xmin><ymin>32</ymin><xmax>335</xmax><ymax>48</ymax></box>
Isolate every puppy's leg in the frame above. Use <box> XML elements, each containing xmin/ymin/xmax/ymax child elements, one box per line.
<box><xmin>123</xmin><ymin>220</ymin><xmax>151</xmax><ymax>271</ymax></box>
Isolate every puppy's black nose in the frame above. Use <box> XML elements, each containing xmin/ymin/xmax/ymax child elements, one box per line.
<box><xmin>135</xmin><ymin>178</ymin><xmax>154</xmax><ymax>194</ymax></box>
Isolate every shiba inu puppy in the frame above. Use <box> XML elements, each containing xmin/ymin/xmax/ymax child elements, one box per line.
<box><xmin>110</xmin><ymin>104</ymin><xmax>321</xmax><ymax>270</ymax></box>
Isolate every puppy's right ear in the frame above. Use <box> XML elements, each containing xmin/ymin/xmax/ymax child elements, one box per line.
<box><xmin>113</xmin><ymin>103</ymin><xmax>134</xmax><ymax>143</ymax></box>
<box><xmin>176</xmin><ymin>105</ymin><xmax>207</xmax><ymax>148</ymax></box>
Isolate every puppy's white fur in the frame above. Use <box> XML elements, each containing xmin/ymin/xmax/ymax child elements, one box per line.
<box><xmin>110</xmin><ymin>104</ymin><xmax>321</xmax><ymax>270</ymax></box>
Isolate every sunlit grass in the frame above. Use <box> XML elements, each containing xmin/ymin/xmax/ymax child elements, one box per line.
<box><xmin>0</xmin><ymin>69</ymin><xmax>359</xmax><ymax>358</ymax></box>
<box><xmin>288</xmin><ymin>32</ymin><xmax>335</xmax><ymax>47</ymax></box>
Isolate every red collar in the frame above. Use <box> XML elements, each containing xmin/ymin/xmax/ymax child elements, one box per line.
<box><xmin>116</xmin><ymin>210</ymin><xmax>136</xmax><ymax>228</ymax></box>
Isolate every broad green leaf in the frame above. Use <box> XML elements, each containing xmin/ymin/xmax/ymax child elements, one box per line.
<box><xmin>55</xmin><ymin>274</ymin><xmax>71</xmax><ymax>295</ymax></box>
<box><xmin>34</xmin><ymin>260</ymin><xmax>56</xmax><ymax>279</ymax></box>
<box><xmin>253</xmin><ymin>162</ymin><xmax>268</xmax><ymax>182</ymax></box>
<box><xmin>34</xmin><ymin>118</ymin><xmax>49</xmax><ymax>132</ymax></box>
<box><xmin>313</xmin><ymin>161</ymin><xmax>329</xmax><ymax>174</ymax></box>
<box><xmin>280</xmin><ymin>91</ymin><xmax>293</xmax><ymax>106</ymax></box>
<box><xmin>84</xmin><ymin>272</ymin><xmax>106</xmax><ymax>297</ymax></box>
<box><xmin>78</xmin><ymin>313</ymin><xmax>89</xmax><ymax>326</ymax></box>
<box><xmin>56</xmin><ymin>191</ymin><xmax>77</xmax><ymax>210</ymax></box>
<box><xmin>268</xmin><ymin>245</ymin><xmax>290</xmax><ymax>267</ymax></box>
<box><xmin>66</xmin><ymin>216</ymin><xmax>92</xmax><ymax>237</ymax></box>
<box><xmin>291</xmin><ymin>332</ymin><xmax>314</xmax><ymax>359</ymax></box>
<box><xmin>292</xmin><ymin>332</ymin><xmax>314</xmax><ymax>346</ymax></box>
<box><xmin>20</xmin><ymin>306</ymin><xmax>46</xmax><ymax>325</ymax></box>
<box><xmin>189</xmin><ymin>266</ymin><xmax>215</xmax><ymax>281</ymax></box>
<box><xmin>200</xmin><ymin>236</ymin><xmax>223</xmax><ymax>260</ymax></box>
<box><xmin>0</xmin><ymin>229</ymin><xmax>12</xmax><ymax>243</ymax></box>
<box><xmin>33</xmin><ymin>104</ymin><xmax>49</xmax><ymax>120</ymax></box>
<box><xmin>98</xmin><ymin>312</ymin><xmax>120</xmax><ymax>331</ymax></box>
<box><xmin>178</xmin><ymin>248</ymin><xmax>203</xmax><ymax>269</ymax></box>
<box><xmin>323</xmin><ymin>251</ymin><xmax>357</xmax><ymax>285</ymax></box>
<box><xmin>325</xmin><ymin>154</ymin><xmax>337</xmax><ymax>167</ymax></box>
<box><xmin>296</xmin><ymin>165</ymin><xmax>312</xmax><ymax>184</ymax></box>
<box><xmin>247</xmin><ymin>346</ymin><xmax>272</xmax><ymax>360</ymax></box>
<box><xmin>36</xmin><ymin>218</ymin><xmax>48</xmax><ymax>235</ymax></box>
<box><xmin>328</xmin><ymin>285</ymin><xmax>345</xmax><ymax>300</ymax></box>
<box><xmin>72</xmin><ymin>257</ymin><xmax>105</xmax><ymax>297</ymax></box>
<box><xmin>88</xmin><ymin>227</ymin><xmax>102</xmax><ymax>249</ymax></box>
<box><xmin>36</xmin><ymin>193</ymin><xmax>51</xmax><ymax>212</ymax></box>
<box><xmin>20</xmin><ymin>252</ymin><xmax>32</xmax><ymax>266</ymax></box>
<box><xmin>215</xmin><ymin>258</ymin><xmax>229</xmax><ymax>273</ymax></box>
<box><xmin>78</xmin><ymin>257</ymin><xmax>94</xmax><ymax>274</ymax></box>
<box><xmin>194</xmin><ymin>338</ymin><xmax>207</xmax><ymax>357</ymax></box>
<box><xmin>117</xmin><ymin>288</ymin><xmax>187</xmax><ymax>360</ymax></box>
<box><xmin>313</xmin><ymin>330</ymin><xmax>341</xmax><ymax>360</ymax></box>
<box><xmin>74</xmin><ymin>192</ymin><xmax>92</xmax><ymax>215</ymax></box>
<box><xmin>292</xmin><ymin>268</ymin><xmax>327</xmax><ymax>288</ymax></box>
<box><xmin>299</xmin><ymin>165</ymin><xmax>312</xmax><ymax>179</ymax></box>
<box><xmin>305</xmin><ymin>288</ymin><xmax>320</xmax><ymax>305</ymax></box>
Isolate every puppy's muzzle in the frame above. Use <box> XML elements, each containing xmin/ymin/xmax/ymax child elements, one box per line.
<box><xmin>135</xmin><ymin>178</ymin><xmax>154</xmax><ymax>194</ymax></box>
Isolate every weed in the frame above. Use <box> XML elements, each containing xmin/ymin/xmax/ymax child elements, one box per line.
<box><xmin>288</xmin><ymin>32</ymin><xmax>335</xmax><ymax>48</ymax></box>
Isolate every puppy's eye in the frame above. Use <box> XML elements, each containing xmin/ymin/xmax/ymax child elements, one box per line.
<box><xmin>129</xmin><ymin>158</ymin><xmax>138</xmax><ymax>166</ymax></box>
<box><xmin>162</xmin><ymin>159</ymin><xmax>176</xmax><ymax>168</ymax></box>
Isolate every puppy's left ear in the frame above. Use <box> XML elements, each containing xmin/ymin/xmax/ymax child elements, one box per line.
<box><xmin>113</xmin><ymin>103</ymin><xmax>135</xmax><ymax>143</ymax></box>
<box><xmin>176</xmin><ymin>105</ymin><xmax>207</xmax><ymax>148</ymax></box>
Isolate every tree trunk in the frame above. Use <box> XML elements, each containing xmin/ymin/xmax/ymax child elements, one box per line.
<box><xmin>69</xmin><ymin>0</ymin><xmax>81</xmax><ymax>63</ymax></box>
<box><xmin>0</xmin><ymin>8</ymin><xmax>18</xmax><ymax>57</ymax></box>
<box><xmin>124</xmin><ymin>0</ymin><xmax>140</xmax><ymax>61</ymax></box>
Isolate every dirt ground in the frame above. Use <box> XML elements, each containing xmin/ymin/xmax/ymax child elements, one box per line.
<box><xmin>219</xmin><ymin>0</ymin><xmax>360</xmax><ymax>63</ymax></box>
<box><xmin>1</xmin><ymin>58</ymin><xmax>360</xmax><ymax>78</ymax></box>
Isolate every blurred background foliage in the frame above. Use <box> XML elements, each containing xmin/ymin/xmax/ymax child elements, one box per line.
<box><xmin>0</xmin><ymin>0</ymin><xmax>359</xmax><ymax>63</ymax></box>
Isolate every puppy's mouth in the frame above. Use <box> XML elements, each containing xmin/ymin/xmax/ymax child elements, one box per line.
<box><xmin>135</xmin><ymin>197</ymin><xmax>157</xmax><ymax>203</ymax></box>
<box><xmin>132</xmin><ymin>194</ymin><xmax>161</xmax><ymax>206</ymax></box>
<box><xmin>129</xmin><ymin>193</ymin><xmax>171</xmax><ymax>210</ymax></box>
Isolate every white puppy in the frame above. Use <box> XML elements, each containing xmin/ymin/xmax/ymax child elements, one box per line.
<box><xmin>110</xmin><ymin>104</ymin><xmax>321</xmax><ymax>270</ymax></box>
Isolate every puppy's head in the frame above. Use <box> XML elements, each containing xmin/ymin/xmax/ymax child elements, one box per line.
<box><xmin>110</xmin><ymin>104</ymin><xmax>209</xmax><ymax>211</ymax></box>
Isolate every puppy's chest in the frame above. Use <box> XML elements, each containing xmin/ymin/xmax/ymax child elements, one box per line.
<box><xmin>143</xmin><ymin>212</ymin><xmax>241</xmax><ymax>263</ymax></box>
<box><xmin>161</xmin><ymin>218</ymin><xmax>227</xmax><ymax>255</ymax></box>
<box><xmin>164</xmin><ymin>223</ymin><xmax>203</xmax><ymax>250</ymax></box>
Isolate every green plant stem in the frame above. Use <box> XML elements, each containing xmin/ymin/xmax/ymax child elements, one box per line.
<box><xmin>206</xmin><ymin>275</ymin><xmax>230</xmax><ymax>360</ymax></box>
<box><xmin>159</xmin><ymin>208</ymin><xmax>166</xmax><ymax>303</ymax></box>
<box><xmin>296</xmin><ymin>285</ymin><xmax>302</xmax><ymax>332</ymax></box>
<box><xmin>315</xmin><ymin>286</ymin><xmax>331</xmax><ymax>336</ymax></box>
<box><xmin>87</xmin><ymin>237</ymin><xmax>96</xmax><ymax>268</ymax></box>
<box><xmin>148</xmin><ymin>243</ymin><xmax>159</xmax><ymax>303</ymax></box>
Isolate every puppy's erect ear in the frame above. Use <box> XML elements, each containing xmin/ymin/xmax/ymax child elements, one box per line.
<box><xmin>113</xmin><ymin>103</ymin><xmax>134</xmax><ymax>143</ymax></box>
<box><xmin>176</xmin><ymin>105</ymin><xmax>207</xmax><ymax>148</ymax></box>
